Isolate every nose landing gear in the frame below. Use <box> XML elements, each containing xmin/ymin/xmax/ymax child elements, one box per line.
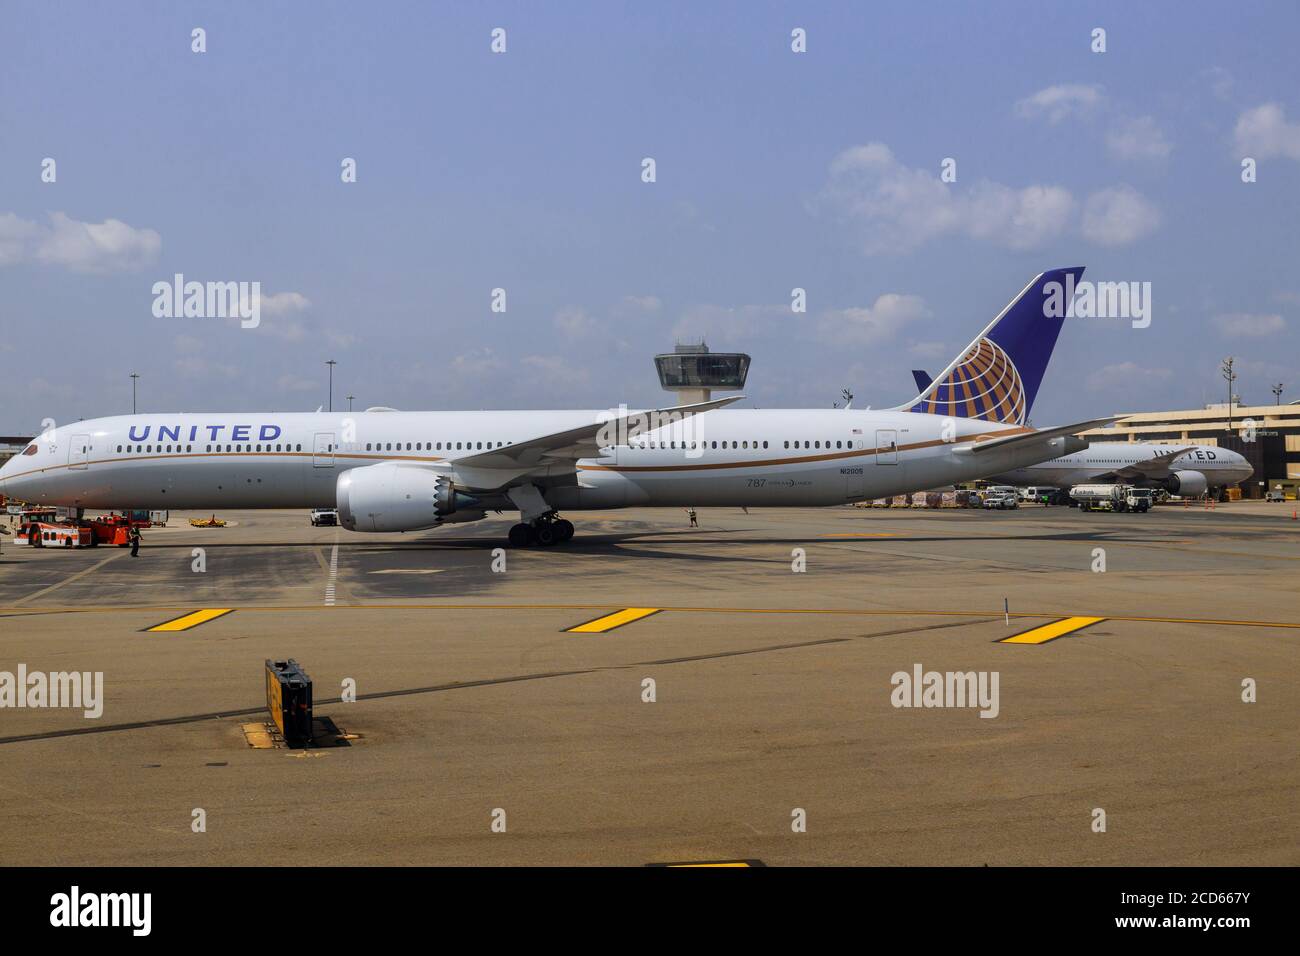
<box><xmin>508</xmin><ymin>515</ymin><xmax>575</xmax><ymax>547</ymax></box>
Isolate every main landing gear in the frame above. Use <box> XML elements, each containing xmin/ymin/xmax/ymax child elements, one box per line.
<box><xmin>508</xmin><ymin>515</ymin><xmax>575</xmax><ymax>547</ymax></box>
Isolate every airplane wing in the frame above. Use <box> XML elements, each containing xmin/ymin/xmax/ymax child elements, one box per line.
<box><xmin>961</xmin><ymin>416</ymin><xmax>1121</xmax><ymax>455</ymax></box>
<box><xmin>1107</xmin><ymin>446</ymin><xmax>1195</xmax><ymax>480</ymax></box>
<box><xmin>447</xmin><ymin>396</ymin><xmax>743</xmax><ymax>490</ymax></box>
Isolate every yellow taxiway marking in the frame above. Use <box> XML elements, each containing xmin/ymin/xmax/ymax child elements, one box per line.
<box><xmin>1000</xmin><ymin>615</ymin><xmax>1106</xmax><ymax>645</ymax></box>
<box><xmin>5</xmin><ymin>603</ymin><xmax>1293</xmax><ymax>633</ymax></box>
<box><xmin>566</xmin><ymin>607</ymin><xmax>662</xmax><ymax>633</ymax></box>
<box><xmin>145</xmin><ymin>608</ymin><xmax>235</xmax><ymax>632</ymax></box>
<box><xmin>367</xmin><ymin>569</ymin><xmax>445</xmax><ymax>575</ymax></box>
<box><xmin>820</xmin><ymin>533</ymin><xmax>899</xmax><ymax>538</ymax></box>
<box><xmin>650</xmin><ymin>859</ymin><xmax>763</xmax><ymax>867</ymax></box>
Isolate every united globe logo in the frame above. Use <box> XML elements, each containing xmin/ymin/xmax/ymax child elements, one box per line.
<box><xmin>909</xmin><ymin>338</ymin><xmax>1027</xmax><ymax>425</ymax></box>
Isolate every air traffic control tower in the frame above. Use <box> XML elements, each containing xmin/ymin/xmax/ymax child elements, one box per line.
<box><xmin>654</xmin><ymin>342</ymin><xmax>750</xmax><ymax>406</ymax></box>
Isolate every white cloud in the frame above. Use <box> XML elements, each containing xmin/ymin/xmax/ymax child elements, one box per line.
<box><xmin>819</xmin><ymin>143</ymin><xmax>1074</xmax><ymax>253</ymax></box>
<box><xmin>1212</xmin><ymin>312</ymin><xmax>1286</xmax><ymax>337</ymax></box>
<box><xmin>1086</xmin><ymin>362</ymin><xmax>1172</xmax><ymax>392</ymax></box>
<box><xmin>0</xmin><ymin>211</ymin><xmax>161</xmax><ymax>273</ymax></box>
<box><xmin>1204</xmin><ymin>67</ymin><xmax>1234</xmax><ymax>102</ymax></box>
<box><xmin>0</xmin><ymin>213</ymin><xmax>40</xmax><ymax>265</ymax></box>
<box><xmin>819</xmin><ymin>294</ymin><xmax>930</xmax><ymax>346</ymax></box>
<box><xmin>324</xmin><ymin>329</ymin><xmax>357</xmax><ymax>349</ymax></box>
<box><xmin>1015</xmin><ymin>84</ymin><xmax>1105</xmax><ymax>124</ymax></box>
<box><xmin>907</xmin><ymin>340</ymin><xmax>949</xmax><ymax>359</ymax></box>
<box><xmin>522</xmin><ymin>354</ymin><xmax>590</xmax><ymax>387</ymax></box>
<box><xmin>554</xmin><ymin>305</ymin><xmax>595</xmax><ymax>338</ymax></box>
<box><xmin>1106</xmin><ymin>116</ymin><xmax>1172</xmax><ymax>161</ymax></box>
<box><xmin>1233</xmin><ymin>103</ymin><xmax>1300</xmax><ymax>160</ymax></box>
<box><xmin>672</xmin><ymin>303</ymin><xmax>788</xmax><ymax>344</ymax></box>
<box><xmin>449</xmin><ymin>348</ymin><xmax>504</xmax><ymax>377</ymax></box>
<box><xmin>620</xmin><ymin>295</ymin><xmax>662</xmax><ymax>313</ymax></box>
<box><xmin>260</xmin><ymin>291</ymin><xmax>311</xmax><ymax>316</ymax></box>
<box><xmin>1080</xmin><ymin>186</ymin><xmax>1161</xmax><ymax>246</ymax></box>
<box><xmin>249</xmin><ymin>291</ymin><xmax>352</xmax><ymax>347</ymax></box>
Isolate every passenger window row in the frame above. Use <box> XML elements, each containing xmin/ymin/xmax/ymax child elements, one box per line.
<box><xmin>633</xmin><ymin>440</ymin><xmax>772</xmax><ymax>450</ymax></box>
<box><xmin>364</xmin><ymin>441</ymin><xmax>507</xmax><ymax>451</ymax></box>
<box><xmin>115</xmin><ymin>444</ymin><xmax>306</xmax><ymax>454</ymax></box>
<box><xmin>629</xmin><ymin>439</ymin><xmax>852</xmax><ymax>450</ymax></box>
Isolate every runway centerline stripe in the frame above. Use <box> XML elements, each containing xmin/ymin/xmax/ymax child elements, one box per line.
<box><xmin>566</xmin><ymin>607</ymin><xmax>662</xmax><ymax>633</ymax></box>
<box><xmin>145</xmin><ymin>608</ymin><xmax>235</xmax><ymax>632</ymax></box>
<box><xmin>999</xmin><ymin>615</ymin><xmax>1106</xmax><ymax>645</ymax></box>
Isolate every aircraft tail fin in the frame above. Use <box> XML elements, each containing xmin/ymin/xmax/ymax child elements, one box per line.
<box><xmin>894</xmin><ymin>267</ymin><xmax>1083</xmax><ymax>425</ymax></box>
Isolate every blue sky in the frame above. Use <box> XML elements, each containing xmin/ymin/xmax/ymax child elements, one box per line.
<box><xmin>2</xmin><ymin>0</ymin><xmax>1298</xmax><ymax>432</ymax></box>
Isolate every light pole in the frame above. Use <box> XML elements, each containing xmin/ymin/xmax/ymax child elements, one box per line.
<box><xmin>1221</xmin><ymin>357</ymin><xmax>1236</xmax><ymax>432</ymax></box>
<box><xmin>347</xmin><ymin>394</ymin><xmax>355</xmax><ymax>412</ymax></box>
<box><xmin>130</xmin><ymin>372</ymin><xmax>140</xmax><ymax>414</ymax></box>
<box><xmin>326</xmin><ymin>360</ymin><xmax>337</xmax><ymax>412</ymax></box>
<box><xmin>1273</xmin><ymin>383</ymin><xmax>1284</xmax><ymax>405</ymax></box>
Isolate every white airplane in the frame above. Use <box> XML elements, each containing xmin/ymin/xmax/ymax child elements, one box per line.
<box><xmin>1</xmin><ymin>268</ymin><xmax>1114</xmax><ymax>546</ymax></box>
<box><xmin>907</xmin><ymin>371</ymin><xmax>1254</xmax><ymax>495</ymax></box>
<box><xmin>988</xmin><ymin>443</ymin><xmax>1252</xmax><ymax>495</ymax></box>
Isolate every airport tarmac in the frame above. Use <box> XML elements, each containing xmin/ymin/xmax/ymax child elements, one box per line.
<box><xmin>0</xmin><ymin>502</ymin><xmax>1296</xmax><ymax>866</ymax></box>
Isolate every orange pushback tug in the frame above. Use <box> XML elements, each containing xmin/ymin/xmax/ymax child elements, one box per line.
<box><xmin>89</xmin><ymin>510</ymin><xmax>153</xmax><ymax>546</ymax></box>
<box><xmin>13</xmin><ymin>509</ymin><xmax>95</xmax><ymax>548</ymax></box>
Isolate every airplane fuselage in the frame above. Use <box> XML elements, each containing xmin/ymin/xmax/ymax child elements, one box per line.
<box><xmin>0</xmin><ymin>408</ymin><xmax>1079</xmax><ymax>515</ymax></box>
<box><xmin>992</xmin><ymin>442</ymin><xmax>1252</xmax><ymax>489</ymax></box>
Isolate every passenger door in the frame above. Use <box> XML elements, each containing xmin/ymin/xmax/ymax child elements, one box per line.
<box><xmin>313</xmin><ymin>432</ymin><xmax>336</xmax><ymax>468</ymax></box>
<box><xmin>68</xmin><ymin>434</ymin><xmax>90</xmax><ymax>470</ymax></box>
<box><xmin>875</xmin><ymin>430</ymin><xmax>898</xmax><ymax>465</ymax></box>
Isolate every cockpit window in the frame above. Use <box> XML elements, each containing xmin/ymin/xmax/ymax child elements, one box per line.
<box><xmin>21</xmin><ymin>444</ymin><xmax>38</xmax><ymax>456</ymax></box>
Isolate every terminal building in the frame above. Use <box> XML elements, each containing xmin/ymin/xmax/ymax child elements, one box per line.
<box><xmin>1079</xmin><ymin>402</ymin><xmax>1300</xmax><ymax>499</ymax></box>
<box><xmin>653</xmin><ymin>342</ymin><xmax>749</xmax><ymax>406</ymax></box>
<box><xmin>0</xmin><ymin>437</ymin><xmax>29</xmax><ymax>471</ymax></box>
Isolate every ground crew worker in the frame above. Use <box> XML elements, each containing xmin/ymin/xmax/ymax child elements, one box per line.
<box><xmin>686</xmin><ymin>507</ymin><xmax>698</xmax><ymax>527</ymax></box>
<box><xmin>129</xmin><ymin>525</ymin><xmax>141</xmax><ymax>557</ymax></box>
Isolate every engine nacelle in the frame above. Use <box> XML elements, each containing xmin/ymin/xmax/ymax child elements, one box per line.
<box><xmin>336</xmin><ymin>462</ymin><xmax>481</xmax><ymax>532</ymax></box>
<box><xmin>1164</xmin><ymin>470</ymin><xmax>1208</xmax><ymax>496</ymax></box>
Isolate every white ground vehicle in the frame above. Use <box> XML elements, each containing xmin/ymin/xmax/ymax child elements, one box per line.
<box><xmin>982</xmin><ymin>491</ymin><xmax>1019</xmax><ymax>510</ymax></box>
<box><xmin>1020</xmin><ymin>485</ymin><xmax>1060</xmax><ymax>502</ymax></box>
<box><xmin>310</xmin><ymin>508</ymin><xmax>338</xmax><ymax>526</ymax></box>
<box><xmin>1265</xmin><ymin>487</ymin><xmax>1286</xmax><ymax>502</ymax></box>
<box><xmin>1070</xmin><ymin>484</ymin><xmax>1152</xmax><ymax>513</ymax></box>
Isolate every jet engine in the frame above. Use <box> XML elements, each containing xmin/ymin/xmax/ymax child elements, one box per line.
<box><xmin>336</xmin><ymin>462</ymin><xmax>482</xmax><ymax>532</ymax></box>
<box><xmin>1164</xmin><ymin>470</ymin><xmax>1208</xmax><ymax>496</ymax></box>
